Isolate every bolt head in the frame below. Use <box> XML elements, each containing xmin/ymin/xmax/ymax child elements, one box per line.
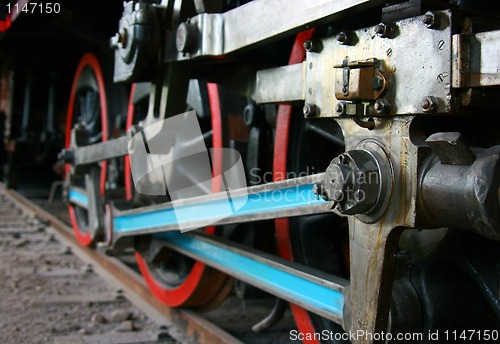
<box><xmin>303</xmin><ymin>40</ymin><xmax>313</xmax><ymax>52</ymax></box>
<box><xmin>422</xmin><ymin>14</ymin><xmax>433</xmax><ymax>25</ymax></box>
<box><xmin>303</xmin><ymin>104</ymin><xmax>317</xmax><ymax>117</ymax></box>
<box><xmin>335</xmin><ymin>102</ymin><xmax>345</xmax><ymax>115</ymax></box>
<box><xmin>374</xmin><ymin>24</ymin><xmax>385</xmax><ymax>34</ymax></box>
<box><xmin>374</xmin><ymin>98</ymin><xmax>390</xmax><ymax>114</ymax></box>
<box><xmin>371</xmin><ymin>76</ymin><xmax>384</xmax><ymax>90</ymax></box>
<box><xmin>336</xmin><ymin>32</ymin><xmax>351</xmax><ymax>45</ymax></box>
<box><xmin>421</xmin><ymin>96</ymin><xmax>438</xmax><ymax>112</ymax></box>
<box><xmin>374</xmin><ymin>23</ymin><xmax>392</xmax><ymax>38</ymax></box>
<box><xmin>243</xmin><ymin>104</ymin><xmax>256</xmax><ymax>126</ymax></box>
<box><xmin>421</xmin><ymin>98</ymin><xmax>430</xmax><ymax>109</ymax></box>
<box><xmin>176</xmin><ymin>22</ymin><xmax>198</xmax><ymax>53</ymax></box>
<box><xmin>59</xmin><ymin>149</ymin><xmax>74</xmax><ymax>164</ymax></box>
<box><xmin>336</xmin><ymin>32</ymin><xmax>347</xmax><ymax>44</ymax></box>
<box><xmin>422</xmin><ymin>11</ymin><xmax>438</xmax><ymax>28</ymax></box>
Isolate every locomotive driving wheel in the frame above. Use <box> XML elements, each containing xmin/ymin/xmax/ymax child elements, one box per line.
<box><xmin>272</xmin><ymin>31</ymin><xmax>348</xmax><ymax>342</ymax></box>
<box><xmin>65</xmin><ymin>53</ymin><xmax>109</xmax><ymax>247</ymax></box>
<box><xmin>130</xmin><ymin>81</ymin><xmax>234</xmax><ymax>309</ymax></box>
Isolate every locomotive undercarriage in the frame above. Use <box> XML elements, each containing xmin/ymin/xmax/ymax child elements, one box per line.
<box><xmin>22</xmin><ymin>0</ymin><xmax>500</xmax><ymax>342</ymax></box>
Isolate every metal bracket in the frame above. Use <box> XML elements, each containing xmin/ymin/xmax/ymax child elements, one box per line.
<box><xmin>162</xmin><ymin>0</ymin><xmax>388</xmax><ymax>61</ymax></box>
<box><xmin>453</xmin><ymin>29</ymin><xmax>500</xmax><ymax>88</ymax></box>
<box><xmin>342</xmin><ymin>58</ymin><xmax>350</xmax><ymax>96</ymax></box>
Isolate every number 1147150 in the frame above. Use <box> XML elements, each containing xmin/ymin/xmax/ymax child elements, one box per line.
<box><xmin>6</xmin><ymin>2</ymin><xmax>60</xmax><ymax>14</ymax></box>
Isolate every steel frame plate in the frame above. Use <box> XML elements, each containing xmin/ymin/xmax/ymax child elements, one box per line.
<box><xmin>305</xmin><ymin>11</ymin><xmax>453</xmax><ymax>116</ymax></box>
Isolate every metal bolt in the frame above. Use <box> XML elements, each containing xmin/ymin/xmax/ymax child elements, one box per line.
<box><xmin>422</xmin><ymin>11</ymin><xmax>439</xmax><ymax>29</ymax></box>
<box><xmin>58</xmin><ymin>149</ymin><xmax>74</xmax><ymax>164</ymax></box>
<box><xmin>374</xmin><ymin>23</ymin><xmax>392</xmax><ymax>38</ymax></box>
<box><xmin>335</xmin><ymin>102</ymin><xmax>346</xmax><ymax>115</ymax></box>
<box><xmin>422</xmin><ymin>13</ymin><xmax>433</xmax><ymax>25</ymax></box>
<box><xmin>243</xmin><ymin>104</ymin><xmax>256</xmax><ymax>127</ymax></box>
<box><xmin>303</xmin><ymin>40</ymin><xmax>318</xmax><ymax>52</ymax></box>
<box><xmin>303</xmin><ymin>104</ymin><xmax>317</xmax><ymax>117</ymax></box>
<box><xmin>374</xmin><ymin>98</ymin><xmax>390</xmax><ymax>114</ymax></box>
<box><xmin>421</xmin><ymin>96</ymin><xmax>438</xmax><ymax>113</ymax></box>
<box><xmin>371</xmin><ymin>76</ymin><xmax>384</xmax><ymax>90</ymax></box>
<box><xmin>312</xmin><ymin>182</ymin><xmax>324</xmax><ymax>200</ymax></box>
<box><xmin>336</xmin><ymin>32</ymin><xmax>353</xmax><ymax>45</ymax></box>
<box><xmin>176</xmin><ymin>22</ymin><xmax>198</xmax><ymax>53</ymax></box>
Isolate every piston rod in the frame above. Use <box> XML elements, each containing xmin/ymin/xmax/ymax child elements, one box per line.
<box><xmin>68</xmin><ymin>174</ymin><xmax>333</xmax><ymax>243</ymax></box>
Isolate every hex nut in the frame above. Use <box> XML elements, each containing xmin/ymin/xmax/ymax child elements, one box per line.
<box><xmin>303</xmin><ymin>104</ymin><xmax>317</xmax><ymax>117</ymax></box>
<box><xmin>374</xmin><ymin>98</ymin><xmax>390</xmax><ymax>114</ymax></box>
<box><xmin>335</xmin><ymin>102</ymin><xmax>346</xmax><ymax>115</ymax></box>
<box><xmin>422</xmin><ymin>11</ymin><xmax>439</xmax><ymax>29</ymax></box>
<box><xmin>324</xmin><ymin>150</ymin><xmax>382</xmax><ymax>215</ymax></box>
<box><xmin>421</xmin><ymin>96</ymin><xmax>438</xmax><ymax>113</ymax></box>
<box><xmin>303</xmin><ymin>40</ymin><xmax>313</xmax><ymax>52</ymax></box>
<box><xmin>371</xmin><ymin>76</ymin><xmax>384</xmax><ymax>90</ymax></box>
<box><xmin>176</xmin><ymin>22</ymin><xmax>198</xmax><ymax>53</ymax></box>
<box><xmin>374</xmin><ymin>23</ymin><xmax>393</xmax><ymax>38</ymax></box>
<box><xmin>336</xmin><ymin>32</ymin><xmax>355</xmax><ymax>45</ymax></box>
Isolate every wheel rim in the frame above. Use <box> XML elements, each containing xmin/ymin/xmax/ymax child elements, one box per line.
<box><xmin>273</xmin><ymin>31</ymin><xmax>349</xmax><ymax>343</ymax></box>
<box><xmin>66</xmin><ymin>53</ymin><xmax>108</xmax><ymax>247</ymax></box>
<box><xmin>273</xmin><ymin>29</ymin><xmax>326</xmax><ymax>343</ymax></box>
<box><xmin>133</xmin><ymin>82</ymin><xmax>232</xmax><ymax>308</ymax></box>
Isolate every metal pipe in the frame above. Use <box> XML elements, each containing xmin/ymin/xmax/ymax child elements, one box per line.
<box><xmin>420</xmin><ymin>147</ymin><xmax>500</xmax><ymax>241</ymax></box>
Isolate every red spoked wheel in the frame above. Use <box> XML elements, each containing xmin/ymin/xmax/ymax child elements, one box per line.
<box><xmin>273</xmin><ymin>30</ymin><xmax>321</xmax><ymax>344</ymax></box>
<box><xmin>66</xmin><ymin>53</ymin><xmax>109</xmax><ymax>247</ymax></box>
<box><xmin>130</xmin><ymin>81</ymin><xmax>233</xmax><ymax>309</ymax></box>
<box><xmin>274</xmin><ymin>31</ymin><xmax>349</xmax><ymax>343</ymax></box>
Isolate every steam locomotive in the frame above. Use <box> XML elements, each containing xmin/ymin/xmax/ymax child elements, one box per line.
<box><xmin>1</xmin><ymin>1</ymin><xmax>499</xmax><ymax>343</ymax></box>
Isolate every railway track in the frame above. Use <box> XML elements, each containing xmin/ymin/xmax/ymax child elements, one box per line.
<box><xmin>0</xmin><ymin>183</ymin><xmax>243</xmax><ymax>344</ymax></box>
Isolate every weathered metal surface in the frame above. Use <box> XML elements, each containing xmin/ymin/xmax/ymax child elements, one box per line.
<box><xmin>162</xmin><ymin>0</ymin><xmax>389</xmax><ymax>61</ymax></box>
<box><xmin>334</xmin><ymin>116</ymin><xmax>418</xmax><ymax>342</ymax></box>
<box><xmin>469</xmin><ymin>30</ymin><xmax>500</xmax><ymax>87</ymax></box>
<box><xmin>419</xmin><ymin>145</ymin><xmax>500</xmax><ymax>241</ymax></box>
<box><xmin>453</xmin><ymin>29</ymin><xmax>500</xmax><ymax>88</ymax></box>
<box><xmin>72</xmin><ymin>136</ymin><xmax>129</xmax><ymax>167</ymax></box>
<box><xmin>251</xmin><ymin>63</ymin><xmax>305</xmax><ymax>103</ymax></box>
<box><xmin>425</xmin><ymin>132</ymin><xmax>475</xmax><ymax>165</ymax></box>
<box><xmin>305</xmin><ymin>11</ymin><xmax>453</xmax><ymax>117</ymax></box>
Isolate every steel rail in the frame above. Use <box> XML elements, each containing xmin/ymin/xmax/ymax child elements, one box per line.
<box><xmin>0</xmin><ymin>183</ymin><xmax>243</xmax><ymax>344</ymax></box>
